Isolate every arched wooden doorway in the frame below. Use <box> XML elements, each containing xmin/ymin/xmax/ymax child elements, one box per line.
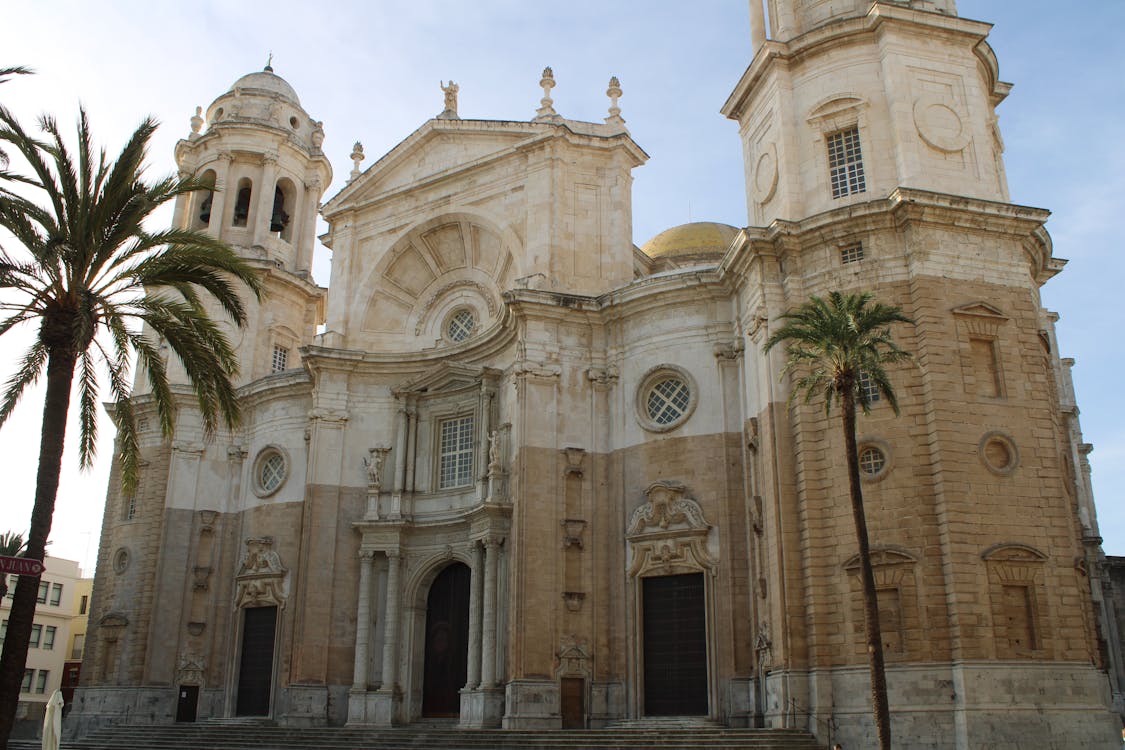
<box><xmin>421</xmin><ymin>563</ymin><xmax>471</xmax><ymax>717</ymax></box>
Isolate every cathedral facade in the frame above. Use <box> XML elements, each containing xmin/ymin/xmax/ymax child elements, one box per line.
<box><xmin>73</xmin><ymin>1</ymin><xmax>1120</xmax><ymax>747</ymax></box>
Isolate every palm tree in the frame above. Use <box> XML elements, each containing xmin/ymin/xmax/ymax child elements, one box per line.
<box><xmin>0</xmin><ymin>67</ymin><xmax>32</xmax><ymax>170</ymax></box>
<box><xmin>0</xmin><ymin>107</ymin><xmax>262</xmax><ymax>747</ymax></box>
<box><xmin>764</xmin><ymin>291</ymin><xmax>912</xmax><ymax>750</ymax></box>
<box><xmin>0</xmin><ymin>532</ymin><xmax>26</xmax><ymax>600</ymax></box>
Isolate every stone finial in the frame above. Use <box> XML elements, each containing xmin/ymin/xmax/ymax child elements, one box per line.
<box><xmin>535</xmin><ymin>66</ymin><xmax>559</xmax><ymax>121</ymax></box>
<box><xmin>311</xmin><ymin>121</ymin><xmax>325</xmax><ymax>150</ymax></box>
<box><xmin>348</xmin><ymin>141</ymin><xmax>365</xmax><ymax>183</ymax></box>
<box><xmin>189</xmin><ymin>106</ymin><xmax>204</xmax><ymax>138</ymax></box>
<box><xmin>438</xmin><ymin>80</ymin><xmax>460</xmax><ymax>120</ymax></box>
<box><xmin>605</xmin><ymin>76</ymin><xmax>625</xmax><ymax>129</ymax></box>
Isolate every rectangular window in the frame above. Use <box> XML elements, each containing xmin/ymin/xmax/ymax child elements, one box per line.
<box><xmin>4</xmin><ymin>576</ymin><xmax>14</xmax><ymax>597</ymax></box>
<box><xmin>37</xmin><ymin>581</ymin><xmax>48</xmax><ymax>603</ymax></box>
<box><xmin>42</xmin><ymin>625</ymin><xmax>56</xmax><ymax>651</ymax></box>
<box><xmin>21</xmin><ymin>669</ymin><xmax>32</xmax><ymax>693</ymax></box>
<box><xmin>71</xmin><ymin>633</ymin><xmax>85</xmax><ymax>660</ymax></box>
<box><xmin>1001</xmin><ymin>584</ymin><xmax>1037</xmax><ymax>652</ymax></box>
<box><xmin>877</xmin><ymin>587</ymin><xmax>903</xmax><ymax>654</ymax></box>
<box><xmin>858</xmin><ymin>370</ymin><xmax>881</xmax><ymax>404</ymax></box>
<box><xmin>1</xmin><ymin>619</ymin><xmax>6</xmax><ymax>641</ymax></box>
<box><xmin>271</xmin><ymin>345</ymin><xmax>289</xmax><ymax>373</ymax></box>
<box><xmin>29</xmin><ymin>624</ymin><xmax>41</xmax><ymax>648</ymax></box>
<box><xmin>438</xmin><ymin>416</ymin><xmax>475</xmax><ymax>489</ymax></box>
<box><xmin>79</xmin><ymin>594</ymin><xmax>88</xmax><ymax>615</ymax></box>
<box><xmin>125</xmin><ymin>493</ymin><xmax>137</xmax><ymax>520</ymax></box>
<box><xmin>34</xmin><ymin>670</ymin><xmax>48</xmax><ymax>694</ymax></box>
<box><xmin>827</xmin><ymin>126</ymin><xmax>866</xmax><ymax>198</ymax></box>
<box><xmin>49</xmin><ymin>582</ymin><xmax>62</xmax><ymax>606</ymax></box>
<box><xmin>840</xmin><ymin>241</ymin><xmax>864</xmax><ymax>264</ymax></box>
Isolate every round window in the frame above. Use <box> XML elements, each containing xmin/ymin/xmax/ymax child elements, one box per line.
<box><xmin>859</xmin><ymin>446</ymin><xmax>886</xmax><ymax>476</ymax></box>
<box><xmin>979</xmin><ymin>432</ymin><xmax>1019</xmax><ymax>476</ymax></box>
<box><xmin>253</xmin><ymin>447</ymin><xmax>288</xmax><ymax>497</ymax></box>
<box><xmin>446</xmin><ymin>308</ymin><xmax>476</xmax><ymax>343</ymax></box>
<box><xmin>113</xmin><ymin>548</ymin><xmax>130</xmax><ymax>575</ymax></box>
<box><xmin>635</xmin><ymin>365</ymin><xmax>698</xmax><ymax>433</ymax></box>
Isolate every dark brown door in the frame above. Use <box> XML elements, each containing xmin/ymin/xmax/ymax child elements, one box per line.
<box><xmin>236</xmin><ymin>605</ymin><xmax>277</xmax><ymax>716</ymax></box>
<box><xmin>176</xmin><ymin>684</ymin><xmax>199</xmax><ymax>722</ymax></box>
<box><xmin>642</xmin><ymin>573</ymin><xmax>707</xmax><ymax>716</ymax></box>
<box><xmin>561</xmin><ymin>677</ymin><xmax>585</xmax><ymax>728</ymax></box>
<box><xmin>422</xmin><ymin>563</ymin><xmax>470</xmax><ymax>717</ymax></box>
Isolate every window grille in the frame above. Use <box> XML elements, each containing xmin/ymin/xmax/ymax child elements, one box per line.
<box><xmin>858</xmin><ymin>370</ymin><xmax>881</xmax><ymax>404</ymax></box>
<box><xmin>828</xmin><ymin>127</ymin><xmax>866</xmax><ymax>198</ymax></box>
<box><xmin>439</xmin><ymin>416</ymin><xmax>475</xmax><ymax>489</ymax></box>
<box><xmin>271</xmin><ymin>345</ymin><xmax>289</xmax><ymax>373</ymax></box>
<box><xmin>840</xmin><ymin>242</ymin><xmax>864</xmax><ymax>264</ymax></box>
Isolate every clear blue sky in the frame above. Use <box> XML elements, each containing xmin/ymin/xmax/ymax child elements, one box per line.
<box><xmin>2</xmin><ymin>1</ymin><xmax>1123</xmax><ymax>572</ymax></box>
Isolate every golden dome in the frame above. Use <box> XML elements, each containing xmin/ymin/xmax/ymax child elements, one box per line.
<box><xmin>640</xmin><ymin>222</ymin><xmax>739</xmax><ymax>259</ymax></box>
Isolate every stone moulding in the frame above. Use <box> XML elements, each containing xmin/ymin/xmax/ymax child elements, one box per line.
<box><xmin>235</xmin><ymin>536</ymin><xmax>289</xmax><ymax>608</ymax></box>
<box><xmin>626</xmin><ymin>481</ymin><xmax>716</xmax><ymax>578</ymax></box>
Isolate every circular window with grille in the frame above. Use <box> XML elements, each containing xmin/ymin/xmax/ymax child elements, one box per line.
<box><xmin>857</xmin><ymin>439</ymin><xmax>893</xmax><ymax>482</ymax></box>
<box><xmin>253</xmin><ymin>446</ymin><xmax>289</xmax><ymax>498</ymax></box>
<box><xmin>445</xmin><ymin>308</ymin><xmax>476</xmax><ymax>343</ymax></box>
<box><xmin>635</xmin><ymin>365</ymin><xmax>698</xmax><ymax>433</ymax></box>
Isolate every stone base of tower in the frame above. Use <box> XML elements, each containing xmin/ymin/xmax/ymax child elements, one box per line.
<box><xmin>345</xmin><ymin>687</ymin><xmax>399</xmax><ymax>726</ymax></box>
<box><xmin>765</xmin><ymin>663</ymin><xmax>1119</xmax><ymax>749</ymax></box>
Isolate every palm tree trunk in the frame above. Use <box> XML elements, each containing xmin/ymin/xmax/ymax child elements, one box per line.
<box><xmin>842</xmin><ymin>394</ymin><xmax>891</xmax><ymax>750</ymax></box>
<box><xmin>0</xmin><ymin>346</ymin><xmax>76</xmax><ymax>750</ymax></box>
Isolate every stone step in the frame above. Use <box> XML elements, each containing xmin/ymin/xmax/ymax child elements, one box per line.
<box><xmin>13</xmin><ymin>725</ymin><xmax>823</xmax><ymax>750</ymax></box>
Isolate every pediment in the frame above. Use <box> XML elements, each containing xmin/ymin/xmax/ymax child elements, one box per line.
<box><xmin>393</xmin><ymin>361</ymin><xmax>502</xmax><ymax>397</ymax></box>
<box><xmin>843</xmin><ymin>546</ymin><xmax>917</xmax><ymax>571</ymax></box>
<box><xmin>951</xmin><ymin>302</ymin><xmax>1008</xmax><ymax>320</ymax></box>
<box><xmin>807</xmin><ymin>94</ymin><xmax>867</xmax><ymax>122</ymax></box>
<box><xmin>325</xmin><ymin>119</ymin><xmax>546</xmax><ymax>214</ymax></box>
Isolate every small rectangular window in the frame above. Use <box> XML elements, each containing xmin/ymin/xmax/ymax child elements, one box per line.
<box><xmin>42</xmin><ymin>625</ymin><xmax>56</xmax><ymax>651</ymax></box>
<box><xmin>271</xmin><ymin>345</ymin><xmax>289</xmax><ymax>374</ymax></box>
<box><xmin>79</xmin><ymin>594</ymin><xmax>88</xmax><ymax>615</ymax></box>
<box><xmin>37</xmin><ymin>581</ymin><xmax>48</xmax><ymax>604</ymax></box>
<box><xmin>29</xmin><ymin>624</ymin><xmax>41</xmax><ymax>648</ymax></box>
<box><xmin>827</xmin><ymin>127</ymin><xmax>866</xmax><ymax>198</ymax></box>
<box><xmin>4</xmin><ymin>576</ymin><xmax>14</xmax><ymax>597</ymax></box>
<box><xmin>840</xmin><ymin>242</ymin><xmax>864</xmax><ymax>264</ymax></box>
<box><xmin>71</xmin><ymin>633</ymin><xmax>85</xmax><ymax>660</ymax></box>
<box><xmin>49</xmin><ymin>582</ymin><xmax>62</xmax><ymax>606</ymax></box>
<box><xmin>1002</xmin><ymin>584</ymin><xmax>1037</xmax><ymax>652</ymax></box>
<box><xmin>35</xmin><ymin>670</ymin><xmax>48</xmax><ymax>694</ymax></box>
<box><xmin>969</xmin><ymin>337</ymin><xmax>1003</xmax><ymax>397</ymax></box>
<box><xmin>858</xmin><ymin>370</ymin><xmax>881</xmax><ymax>404</ymax></box>
<box><xmin>438</xmin><ymin>416</ymin><xmax>475</xmax><ymax>489</ymax></box>
<box><xmin>0</xmin><ymin>619</ymin><xmax>6</xmax><ymax>641</ymax></box>
<box><xmin>21</xmin><ymin>669</ymin><xmax>32</xmax><ymax>693</ymax></box>
<box><xmin>125</xmin><ymin>493</ymin><xmax>138</xmax><ymax>520</ymax></box>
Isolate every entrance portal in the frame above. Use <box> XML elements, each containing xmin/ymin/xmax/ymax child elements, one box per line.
<box><xmin>235</xmin><ymin>605</ymin><xmax>277</xmax><ymax>716</ymax></box>
<box><xmin>642</xmin><ymin>573</ymin><xmax>707</xmax><ymax>715</ymax></box>
<box><xmin>422</xmin><ymin>563</ymin><xmax>470</xmax><ymax>717</ymax></box>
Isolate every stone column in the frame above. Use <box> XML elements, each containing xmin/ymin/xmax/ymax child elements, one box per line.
<box><xmin>404</xmin><ymin>406</ymin><xmax>418</xmax><ymax>496</ymax></box>
<box><xmin>296</xmin><ymin>177</ymin><xmax>321</xmax><ymax>275</ymax></box>
<box><xmin>352</xmin><ymin>550</ymin><xmax>375</xmax><ymax>690</ymax></box>
<box><xmin>380</xmin><ymin>551</ymin><xmax>402</xmax><ymax>691</ymax></box>
<box><xmin>466</xmin><ymin>541</ymin><xmax>485</xmax><ymax>689</ymax></box>
<box><xmin>749</xmin><ymin>0</ymin><xmax>767</xmax><ymax>50</ymax></box>
<box><xmin>391</xmin><ymin>406</ymin><xmax>408</xmax><ymax>518</ymax></box>
<box><xmin>171</xmin><ymin>170</ymin><xmax>192</xmax><ymax>229</ymax></box>
<box><xmin>252</xmin><ymin>153</ymin><xmax>278</xmax><ymax>247</ymax></box>
<box><xmin>481</xmin><ymin>538</ymin><xmax>501</xmax><ymax>687</ymax></box>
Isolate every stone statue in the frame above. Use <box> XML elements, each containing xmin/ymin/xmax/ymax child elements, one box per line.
<box><xmin>440</xmin><ymin>80</ymin><xmax>459</xmax><ymax>118</ymax></box>
<box><xmin>488</xmin><ymin>430</ymin><xmax>501</xmax><ymax>471</ymax></box>
<box><xmin>364</xmin><ymin>447</ymin><xmax>389</xmax><ymax>492</ymax></box>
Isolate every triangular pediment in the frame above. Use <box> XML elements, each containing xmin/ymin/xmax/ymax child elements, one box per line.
<box><xmin>324</xmin><ymin>119</ymin><xmax>551</xmax><ymax>215</ymax></box>
<box><xmin>951</xmin><ymin>302</ymin><xmax>1008</xmax><ymax>320</ymax></box>
<box><xmin>393</xmin><ymin>361</ymin><xmax>501</xmax><ymax>397</ymax></box>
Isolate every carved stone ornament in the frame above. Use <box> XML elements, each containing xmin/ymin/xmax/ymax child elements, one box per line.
<box><xmin>556</xmin><ymin>635</ymin><xmax>590</xmax><ymax>678</ymax></box>
<box><xmin>176</xmin><ymin>652</ymin><xmax>205</xmax><ymax>685</ymax></box>
<box><xmin>235</xmin><ymin>537</ymin><xmax>289</xmax><ymax>608</ymax></box>
<box><xmin>626</xmin><ymin>481</ymin><xmax>716</xmax><ymax>578</ymax></box>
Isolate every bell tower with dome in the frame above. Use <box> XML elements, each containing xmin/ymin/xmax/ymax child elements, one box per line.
<box><xmin>168</xmin><ymin>64</ymin><xmax>332</xmax><ymax>386</ymax></box>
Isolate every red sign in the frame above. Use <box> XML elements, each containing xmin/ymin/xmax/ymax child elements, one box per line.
<box><xmin>0</xmin><ymin>556</ymin><xmax>44</xmax><ymax>576</ymax></box>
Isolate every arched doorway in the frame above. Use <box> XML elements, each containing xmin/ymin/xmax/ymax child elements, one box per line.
<box><xmin>422</xmin><ymin>563</ymin><xmax>470</xmax><ymax>717</ymax></box>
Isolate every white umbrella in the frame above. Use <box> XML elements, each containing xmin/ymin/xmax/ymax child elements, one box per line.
<box><xmin>41</xmin><ymin>689</ymin><xmax>63</xmax><ymax>750</ymax></box>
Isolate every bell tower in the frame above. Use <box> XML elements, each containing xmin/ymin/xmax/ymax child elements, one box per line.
<box><xmin>725</xmin><ymin>0</ymin><xmax>1007</xmax><ymax>226</ymax></box>
<box><xmin>168</xmin><ymin>64</ymin><xmax>332</xmax><ymax>386</ymax></box>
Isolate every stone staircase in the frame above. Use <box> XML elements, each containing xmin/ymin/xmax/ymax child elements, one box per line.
<box><xmin>11</xmin><ymin>722</ymin><xmax>824</xmax><ymax>750</ymax></box>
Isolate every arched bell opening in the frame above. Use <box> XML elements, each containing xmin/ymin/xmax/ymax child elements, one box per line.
<box><xmin>193</xmin><ymin>169</ymin><xmax>216</xmax><ymax>230</ymax></box>
<box><xmin>232</xmin><ymin>178</ymin><xmax>253</xmax><ymax>228</ymax></box>
<box><xmin>271</xmin><ymin>178</ymin><xmax>296</xmax><ymax>241</ymax></box>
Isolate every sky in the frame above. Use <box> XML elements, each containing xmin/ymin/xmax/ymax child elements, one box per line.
<box><xmin>1</xmin><ymin>0</ymin><xmax>1123</xmax><ymax>573</ymax></box>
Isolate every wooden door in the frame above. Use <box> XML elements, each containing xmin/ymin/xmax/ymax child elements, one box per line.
<box><xmin>422</xmin><ymin>563</ymin><xmax>471</xmax><ymax>717</ymax></box>
<box><xmin>561</xmin><ymin>677</ymin><xmax>585</xmax><ymax>728</ymax></box>
<box><xmin>642</xmin><ymin>573</ymin><xmax>707</xmax><ymax>716</ymax></box>
<box><xmin>235</xmin><ymin>605</ymin><xmax>277</xmax><ymax>716</ymax></box>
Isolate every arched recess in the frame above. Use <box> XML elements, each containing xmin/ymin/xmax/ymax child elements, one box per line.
<box><xmin>272</xmin><ymin>177</ymin><xmax>297</xmax><ymax>242</ymax></box>
<box><xmin>843</xmin><ymin>547</ymin><xmax>920</xmax><ymax>659</ymax></box>
<box><xmin>981</xmin><ymin>543</ymin><xmax>1050</xmax><ymax>658</ymax></box>
<box><xmin>625</xmin><ymin>481</ymin><xmax>718</xmax><ymax>719</ymax></box>
<box><xmin>357</xmin><ymin>212</ymin><xmax>522</xmax><ymax>348</ymax></box>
